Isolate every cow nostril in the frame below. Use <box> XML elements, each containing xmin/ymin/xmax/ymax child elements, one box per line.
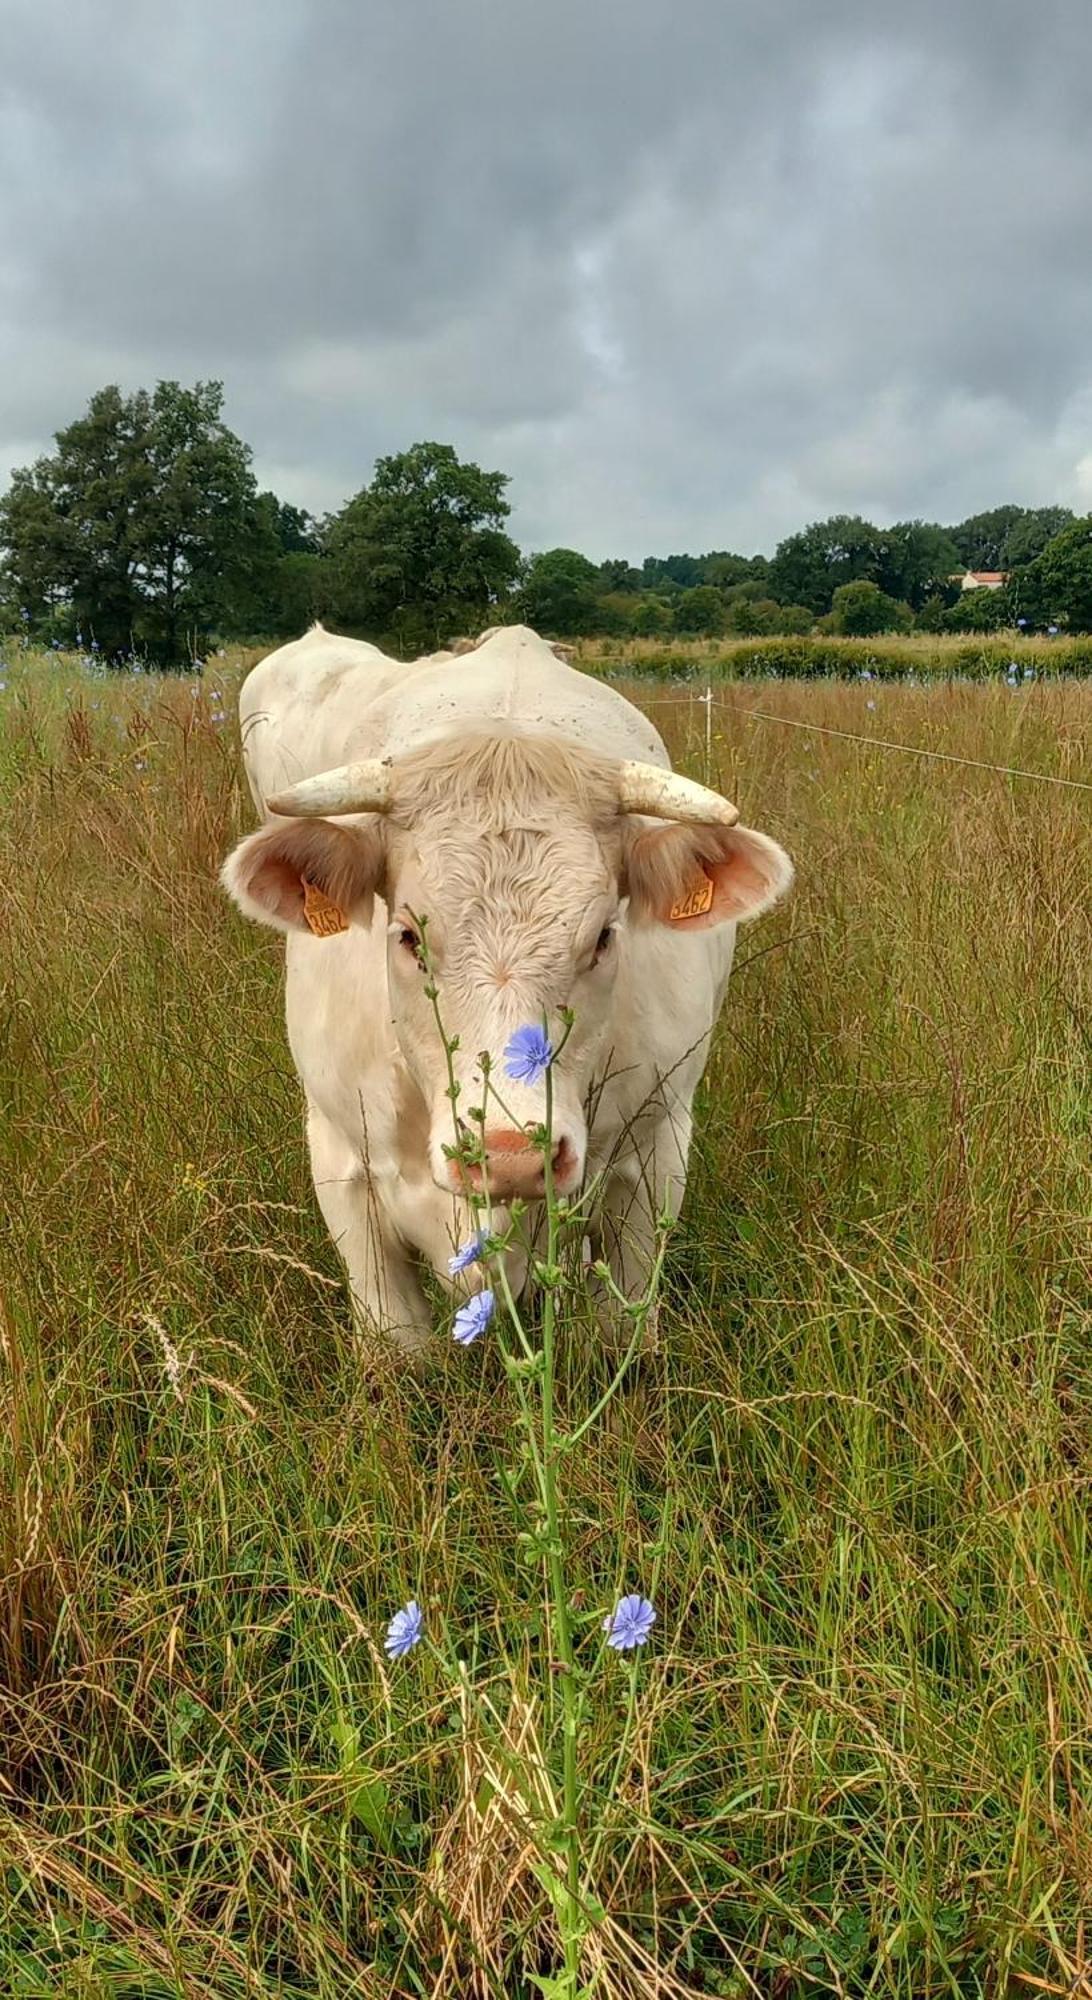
<box><xmin>552</xmin><ymin>1137</ymin><xmax>577</xmax><ymax>1184</ymax></box>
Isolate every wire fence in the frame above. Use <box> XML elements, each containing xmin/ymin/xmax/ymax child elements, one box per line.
<box><xmin>632</xmin><ymin>681</ymin><xmax>1092</xmax><ymax>796</ymax></box>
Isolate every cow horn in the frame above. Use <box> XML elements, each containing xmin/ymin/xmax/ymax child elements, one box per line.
<box><xmin>267</xmin><ymin>758</ymin><xmax>393</xmax><ymax>818</ymax></box>
<box><xmin>617</xmin><ymin>761</ymin><xmax>740</xmax><ymax>826</ymax></box>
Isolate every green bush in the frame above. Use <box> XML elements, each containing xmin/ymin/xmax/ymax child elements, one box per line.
<box><xmin>831</xmin><ymin>580</ymin><xmax>912</xmax><ymax>635</ymax></box>
<box><xmin>574</xmin><ymin>633</ymin><xmax>1092</xmax><ymax>681</ymax></box>
<box><xmin>941</xmin><ymin>588</ymin><xmax>1013</xmax><ymax>633</ymax></box>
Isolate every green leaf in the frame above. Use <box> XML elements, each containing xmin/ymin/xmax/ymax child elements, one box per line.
<box><xmin>347</xmin><ymin>1772</ymin><xmax>395</xmax><ymax>1843</ymax></box>
<box><xmin>330</xmin><ymin>1721</ymin><xmax>401</xmax><ymax>1852</ymax></box>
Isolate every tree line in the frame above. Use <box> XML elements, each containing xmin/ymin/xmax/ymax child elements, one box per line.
<box><xmin>2</xmin><ymin>380</ymin><xmax>1091</xmax><ymax>664</ymax></box>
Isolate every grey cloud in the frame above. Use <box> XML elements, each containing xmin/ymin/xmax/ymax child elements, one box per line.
<box><xmin>2</xmin><ymin>0</ymin><xmax>1091</xmax><ymax>557</ymax></box>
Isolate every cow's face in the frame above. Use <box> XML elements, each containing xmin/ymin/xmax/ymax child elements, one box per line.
<box><xmin>222</xmin><ymin>734</ymin><xmax>792</xmax><ymax>1201</ymax></box>
<box><xmin>381</xmin><ymin>813</ymin><xmax>624</xmax><ymax>1197</ymax></box>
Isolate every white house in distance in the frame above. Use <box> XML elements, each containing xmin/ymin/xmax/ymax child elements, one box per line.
<box><xmin>950</xmin><ymin>569</ymin><xmax>1009</xmax><ymax>592</ymax></box>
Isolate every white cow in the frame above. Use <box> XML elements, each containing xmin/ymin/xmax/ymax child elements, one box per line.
<box><xmin>222</xmin><ymin>623</ymin><xmax>792</xmax><ymax>1353</ymax></box>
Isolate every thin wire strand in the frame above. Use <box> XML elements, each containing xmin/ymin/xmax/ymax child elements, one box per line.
<box><xmin>633</xmin><ymin>687</ymin><xmax>1092</xmax><ymax>794</ymax></box>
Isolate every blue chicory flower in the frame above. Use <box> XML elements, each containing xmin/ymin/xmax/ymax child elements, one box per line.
<box><xmin>1048</xmin><ymin>625</ymin><xmax>1058</xmax><ymax>636</ymax></box>
<box><xmin>448</xmin><ymin>1232</ymin><xmax>485</xmax><ymax>1276</ymax></box>
<box><xmin>503</xmin><ymin>1023</ymin><xmax>554</xmax><ymax>1084</ymax></box>
<box><xmin>384</xmin><ymin>1599</ymin><xmax>423</xmax><ymax>1659</ymax></box>
<box><xmin>452</xmin><ymin>1289</ymin><xmax>495</xmax><ymax>1345</ymax></box>
<box><xmin>603</xmin><ymin>1594</ymin><xmax>657</xmax><ymax>1651</ymax></box>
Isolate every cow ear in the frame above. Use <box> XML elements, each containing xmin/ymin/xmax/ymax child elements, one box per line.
<box><xmin>221</xmin><ymin>817</ymin><xmax>384</xmax><ymax>934</ymax></box>
<box><xmin>625</xmin><ymin>821</ymin><xmax>793</xmax><ymax>930</ymax></box>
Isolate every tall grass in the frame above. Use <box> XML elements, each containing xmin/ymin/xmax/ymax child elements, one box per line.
<box><xmin>1</xmin><ymin>647</ymin><xmax>1090</xmax><ymax>1996</ymax></box>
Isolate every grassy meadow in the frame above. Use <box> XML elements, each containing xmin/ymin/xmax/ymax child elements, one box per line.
<box><xmin>1</xmin><ymin>643</ymin><xmax>1090</xmax><ymax>1997</ymax></box>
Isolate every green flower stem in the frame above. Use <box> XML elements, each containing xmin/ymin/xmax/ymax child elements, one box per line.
<box><xmin>556</xmin><ymin>1233</ymin><xmax>671</xmax><ymax>1457</ymax></box>
<box><xmin>539</xmin><ymin>1061</ymin><xmax>583</xmax><ymax>1986</ymax></box>
<box><xmin>584</xmin><ymin>1655</ymin><xmax>640</xmax><ymax>1884</ymax></box>
<box><xmin>493</xmin><ymin>1247</ymin><xmax>542</xmax><ymax>1369</ymax></box>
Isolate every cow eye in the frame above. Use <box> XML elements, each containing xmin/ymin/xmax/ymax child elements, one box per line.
<box><xmin>594</xmin><ymin>926</ymin><xmax>613</xmax><ymax>961</ymax></box>
<box><xmin>399</xmin><ymin>926</ymin><xmax>423</xmax><ymax>962</ymax></box>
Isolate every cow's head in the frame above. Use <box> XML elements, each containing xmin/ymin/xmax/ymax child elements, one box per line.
<box><xmin>222</xmin><ymin>734</ymin><xmax>792</xmax><ymax>1200</ymax></box>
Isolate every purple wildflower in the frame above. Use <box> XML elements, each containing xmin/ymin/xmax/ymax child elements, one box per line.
<box><xmin>384</xmin><ymin>1600</ymin><xmax>423</xmax><ymax>1659</ymax></box>
<box><xmin>448</xmin><ymin>1233</ymin><xmax>485</xmax><ymax>1277</ymax></box>
<box><xmin>603</xmin><ymin>1594</ymin><xmax>656</xmax><ymax>1651</ymax></box>
<box><xmin>503</xmin><ymin>1024</ymin><xmax>554</xmax><ymax>1084</ymax></box>
<box><xmin>453</xmin><ymin>1289</ymin><xmax>495</xmax><ymax>1345</ymax></box>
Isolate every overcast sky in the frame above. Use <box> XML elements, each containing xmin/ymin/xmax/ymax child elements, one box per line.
<box><xmin>2</xmin><ymin>0</ymin><xmax>1091</xmax><ymax>559</ymax></box>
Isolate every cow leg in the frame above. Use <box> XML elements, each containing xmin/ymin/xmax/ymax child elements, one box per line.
<box><xmin>306</xmin><ymin>1105</ymin><xmax>433</xmax><ymax>1357</ymax></box>
<box><xmin>594</xmin><ymin>1114</ymin><xmax>693</xmax><ymax>1348</ymax></box>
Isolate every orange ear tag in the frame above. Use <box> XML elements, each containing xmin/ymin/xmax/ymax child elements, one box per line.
<box><xmin>302</xmin><ymin>878</ymin><xmax>349</xmax><ymax>937</ymax></box>
<box><xmin>669</xmin><ymin>872</ymin><xmax>715</xmax><ymax>921</ymax></box>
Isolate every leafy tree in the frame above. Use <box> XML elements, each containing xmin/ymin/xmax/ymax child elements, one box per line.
<box><xmin>326</xmin><ymin>442</ymin><xmax>520</xmax><ymax>651</ymax></box>
<box><xmin>877</xmin><ymin>520</ymin><xmax>961</xmax><ymax>609</ymax></box>
<box><xmin>591</xmin><ymin>593</ymin><xmax>637</xmax><ymax>637</ymax></box>
<box><xmin>630</xmin><ymin>595</ymin><xmax>674</xmax><ymax>636</ymax></box>
<box><xmin>1000</xmin><ymin>506</ymin><xmax>1074</xmax><ymax>570</ymax></box>
<box><xmin>256</xmin><ymin>493</ymin><xmax>320</xmax><ymax>556</ymax></box>
<box><xmin>777</xmin><ymin>603</ymin><xmax>815</xmax><ymax>635</ymax></box>
<box><xmin>0</xmin><ymin>380</ymin><xmax>267</xmax><ymax>661</ymax></box>
<box><xmin>675</xmin><ymin>584</ymin><xmax>726</xmax><ymax>635</ymax></box>
<box><xmin>723</xmin><ymin>580</ymin><xmax>769</xmax><ymax>605</ymax></box>
<box><xmin>914</xmin><ymin>593</ymin><xmax>949</xmax><ymax>632</ymax></box>
<box><xmin>0</xmin><ymin>467</ymin><xmax>75</xmax><ymax>628</ymax></box>
<box><xmin>769</xmin><ymin>515</ymin><xmax>883</xmax><ymax>613</ymax></box>
<box><xmin>138</xmin><ymin>382</ymin><xmax>268</xmax><ymax>657</ymax></box>
<box><xmin>596</xmin><ymin>558</ymin><xmax>643</xmax><ymax>594</ymax></box>
<box><xmin>640</xmin><ymin>554</ymin><xmax>705</xmax><ymax>592</ymax></box>
<box><xmin>1014</xmin><ymin>517</ymin><xmax>1092</xmax><ymax>630</ymax></box>
<box><xmin>726</xmin><ymin>595</ymin><xmax>784</xmax><ymax>636</ymax></box>
<box><xmin>950</xmin><ymin>504</ymin><xmax>1028</xmax><ymax>571</ymax></box>
<box><xmin>702</xmin><ymin>552</ymin><xmax>759</xmax><ymax>589</ymax></box>
<box><xmin>830</xmin><ymin>579</ymin><xmax>910</xmax><ymax>635</ymax></box>
<box><xmin>952</xmin><ymin>503</ymin><xmax>1076</xmax><ymax>575</ymax></box>
<box><xmin>518</xmin><ymin>548</ymin><xmax>601</xmax><ymax>635</ymax></box>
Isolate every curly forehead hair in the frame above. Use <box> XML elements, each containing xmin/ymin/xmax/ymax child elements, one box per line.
<box><xmin>383</xmin><ymin>736</ymin><xmax>624</xmax><ymax>983</ymax></box>
<box><xmin>387</xmin><ymin>731</ymin><xmax>623</xmax><ymax>833</ymax></box>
